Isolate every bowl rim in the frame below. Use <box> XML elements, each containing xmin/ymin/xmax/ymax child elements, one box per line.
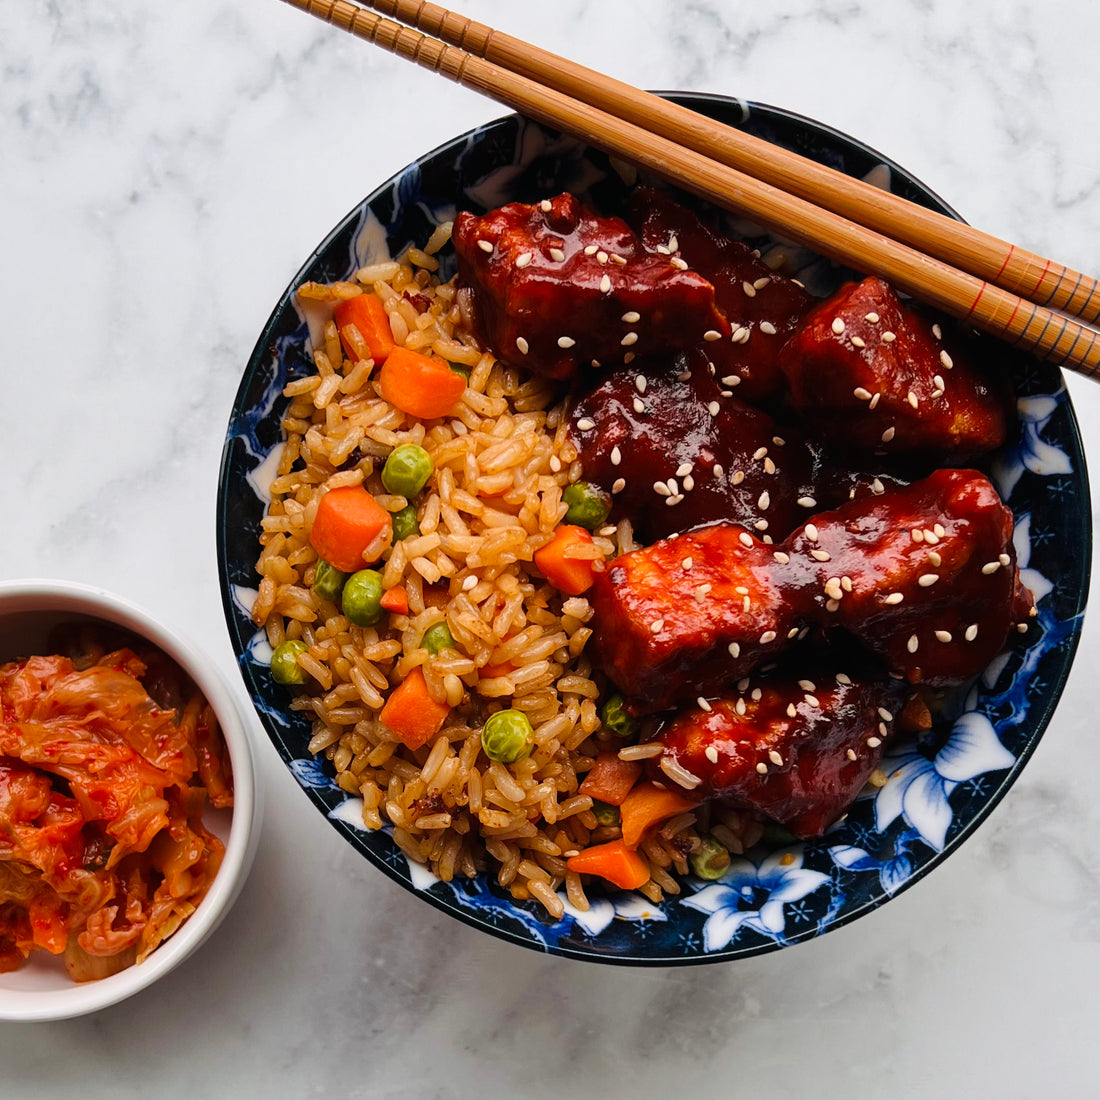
<box><xmin>217</xmin><ymin>94</ymin><xmax>1090</xmax><ymax>965</ymax></box>
<box><xmin>0</xmin><ymin>578</ymin><xmax>263</xmax><ymax>1020</ymax></box>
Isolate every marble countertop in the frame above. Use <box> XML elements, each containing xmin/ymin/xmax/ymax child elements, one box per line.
<box><xmin>3</xmin><ymin>1</ymin><xmax>1099</xmax><ymax>1096</ymax></box>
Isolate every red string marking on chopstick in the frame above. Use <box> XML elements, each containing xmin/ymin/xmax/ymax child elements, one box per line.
<box><xmin>1028</xmin><ymin>257</ymin><xmax>1053</xmax><ymax>300</ymax></box>
<box><xmin>963</xmin><ymin>282</ymin><xmax>989</xmax><ymax>323</ymax></box>
<box><xmin>1001</xmin><ymin>295</ymin><xmax>1025</xmax><ymax>340</ymax></box>
<box><xmin>994</xmin><ymin>244</ymin><xmax>1015</xmax><ymax>282</ymax></box>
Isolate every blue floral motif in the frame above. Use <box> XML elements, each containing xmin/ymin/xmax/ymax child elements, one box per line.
<box><xmin>682</xmin><ymin>849</ymin><xmax>831</xmax><ymax>952</ymax></box>
<box><xmin>829</xmin><ymin>829</ymin><xmax>921</xmax><ymax>896</ymax></box>
<box><xmin>873</xmin><ymin>712</ymin><xmax>1016</xmax><ymax>852</ymax></box>
<box><xmin>992</xmin><ymin>390</ymin><xmax>1073</xmax><ymax>499</ymax></box>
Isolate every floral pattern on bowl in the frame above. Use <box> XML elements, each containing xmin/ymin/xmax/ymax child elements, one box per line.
<box><xmin>217</xmin><ymin>95</ymin><xmax>1090</xmax><ymax>965</ymax></box>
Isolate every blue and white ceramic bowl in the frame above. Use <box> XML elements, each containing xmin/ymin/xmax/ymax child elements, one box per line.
<box><xmin>217</xmin><ymin>95</ymin><xmax>1090</xmax><ymax>965</ymax></box>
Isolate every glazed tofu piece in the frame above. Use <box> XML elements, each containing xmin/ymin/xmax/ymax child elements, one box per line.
<box><xmin>789</xmin><ymin>468</ymin><xmax>1035</xmax><ymax>686</ymax></box>
<box><xmin>778</xmin><ymin>276</ymin><xmax>1009</xmax><ymax>459</ymax></box>
<box><xmin>453</xmin><ymin>192</ymin><xmax>729</xmax><ymax>379</ymax></box>
<box><xmin>629</xmin><ymin>187</ymin><xmax>812</xmax><ymax>406</ymax></box>
<box><xmin>652</xmin><ymin>670</ymin><xmax>909</xmax><ymax>838</ymax></box>
<box><xmin>589</xmin><ymin>524</ymin><xmax>800</xmax><ymax>712</ymax></box>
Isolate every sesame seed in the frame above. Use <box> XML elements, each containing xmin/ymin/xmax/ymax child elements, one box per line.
<box><xmin>881</xmin><ymin>426</ymin><xmax>896</xmax><ymax>443</ymax></box>
<box><xmin>697</xmin><ymin>696</ymin><xmax>712</xmax><ymax>711</ymax></box>
<box><xmin>928</xmin><ymin>550</ymin><xmax>942</xmax><ymax>567</ymax></box>
<box><xmin>735</xmin><ymin>698</ymin><xmax>747</xmax><ymax>716</ymax></box>
<box><xmin>653</xmin><ymin>482</ymin><xmax>671</xmax><ymax>497</ymax></box>
<box><xmin>760</xmin><ymin>630</ymin><xmax>777</xmax><ymax>644</ymax></box>
<box><xmin>558</xmin><ymin>336</ymin><xmax>575</xmax><ymax>348</ymax></box>
<box><xmin>728</xmin><ymin>641</ymin><xmax>741</xmax><ymax>658</ymax></box>
<box><xmin>884</xmin><ymin>592</ymin><xmax>904</xmax><ymax>605</ymax></box>
<box><xmin>923</xmin><ymin>529</ymin><xmax>940</xmax><ymax>545</ymax></box>
<box><xmin>846</xmin><ymin>749</ymin><xmax>858</xmax><ymax>761</ymax></box>
<box><xmin>514</xmin><ymin>251</ymin><xmax>532</xmax><ymax>268</ymax></box>
<box><xmin>583</xmin><ymin>244</ymin><xmax>598</xmax><ymax>256</ymax></box>
<box><xmin>764</xmin><ymin>457</ymin><xmax>777</xmax><ymax>475</ymax></box>
<box><xmin>907</xmin><ymin>391</ymin><xmax>919</xmax><ymax>409</ymax></box>
<box><xmin>703</xmin><ymin>330</ymin><xmax>722</xmax><ymax>342</ymax></box>
<box><xmin>759</xmin><ymin>321</ymin><xmax>777</xmax><ymax>335</ymax></box>
<box><xmin>769</xmin><ymin>750</ymin><xmax>784</xmax><ymax>766</ymax></box>
<box><xmin>865</xmin><ymin>312</ymin><xmax>880</xmax><ymax>323</ymax></box>
<box><xmin>772</xmin><ymin>437</ymin><xmax>786</xmax><ymax>447</ymax></box>
<box><xmin>633</xmin><ymin>397</ymin><xmax>645</xmax><ymax>414</ymax></box>
<box><xmin>825</xmin><ymin>598</ymin><xmax>840</xmax><ymax>612</ymax></box>
<box><xmin>668</xmin><ymin>235</ymin><xmax>679</xmax><ymax>252</ymax></box>
<box><xmin>756</xmin><ymin>762</ymin><xmax>768</xmax><ymax>774</ymax></box>
<box><xmin>732</xmin><ymin>470</ymin><xmax>746</xmax><ymax>485</ymax></box>
<box><xmin>462</xmin><ymin>574</ymin><xmax>478</xmax><ymax>591</ymax></box>
<box><xmin>940</xmin><ymin>350</ymin><xmax>954</xmax><ymax>369</ymax></box>
<box><xmin>621</xmin><ymin>332</ymin><xmax>639</xmax><ymax>347</ymax></box>
<box><xmin>805</xmin><ymin>694</ymin><xmax>820</xmax><ymax>707</ymax></box>
<box><xmin>751</xmin><ymin>688</ymin><xmax>762</xmax><ymax>702</ymax></box>
<box><xmin>575</xmin><ymin>417</ymin><xmax>595</xmax><ymax>431</ymax></box>
<box><xmin>731</xmin><ymin>326</ymin><xmax>750</xmax><ymax>343</ymax></box>
<box><xmin>851</xmin><ymin>336</ymin><xmax>866</xmax><ymax>348</ymax></box>
<box><xmin>982</xmin><ymin>561</ymin><xmax>1000</xmax><ymax>574</ymax></box>
<box><xmin>516</xmin><ymin>336</ymin><xmax>530</xmax><ymax>355</ymax></box>
<box><xmin>650</xmin><ymin>618</ymin><xmax>665</xmax><ymax>633</ymax></box>
<box><xmin>999</xmin><ymin>552</ymin><xmax>1011</xmax><ymax>566</ymax></box>
<box><xmin>831</xmin><ymin>317</ymin><xmax>846</xmax><ymax>334</ymax></box>
<box><xmin>841</xmin><ymin>576</ymin><xmax>853</xmax><ymax>592</ymax></box>
<box><xmin>811</xmin><ymin>549</ymin><xmax>832</xmax><ymax>562</ymax></box>
<box><xmin>918</xmin><ymin>574</ymin><xmax>939</xmax><ymax>587</ymax></box>
<box><xmin>754</xmin><ymin>519</ymin><xmax>769</xmax><ymax>531</ymax></box>
<box><xmin>549</xmin><ymin>247</ymin><xmax>566</xmax><ymax>262</ymax></box>
<box><xmin>935</xmin><ymin>630</ymin><xmax>952</xmax><ymax>643</ymax></box>
<box><xmin>836</xmin><ymin>672</ymin><xmax>853</xmax><ymax>686</ymax></box>
<box><xmin>934</xmin><ymin>374</ymin><xmax>945</xmax><ymax>392</ymax></box>
<box><xmin>611</xmin><ymin>478</ymin><xmax>625</xmax><ymax>493</ymax></box>
<box><xmin>907</xmin><ymin>634</ymin><xmax>919</xmax><ymax>653</ymax></box>
<box><xmin>694</xmin><ymin>583</ymin><xmax>712</xmax><ymax>603</ymax></box>
<box><xmin>824</xmin><ymin>579</ymin><xmax>844</xmax><ymax>600</ymax></box>
<box><xmin>670</xmin><ymin>257</ymin><xmax>688</xmax><ymax>270</ymax></box>
<box><xmin>600</xmin><ymin>274</ymin><xmax>612</xmax><ymax>293</ymax></box>
<box><xmin>743</xmin><ymin>281</ymin><xmax>757</xmax><ymax>298</ymax></box>
<box><xmin>871</xmin><ymin>478</ymin><xmax>885</xmax><ymax>495</ymax></box>
<box><xmin>708</xmin><ymin>401</ymin><xmax>720</xmax><ymax>416</ymax></box>
<box><xmin>854</xmin><ymin>387</ymin><xmax>873</xmax><ymax>401</ymax></box>
<box><xmin>1018</xmin><ymin>622</ymin><xmax>1029</xmax><ymax>633</ymax></box>
<box><xmin>539</xmin><ymin>199</ymin><xmax>552</xmax><ymax>212</ymax></box>
<box><xmin>684</xmin><ymin>476</ymin><xmax>695</xmax><ymax>491</ymax></box>
<box><xmin>713</xmin><ymin>463</ymin><xmax>725</xmax><ymax>478</ymax></box>
<box><xmin>758</xmin><ymin>491</ymin><xmax>771</xmax><ymax>510</ymax></box>
<box><xmin>773</xmin><ymin>551</ymin><xmax>791</xmax><ymax>564</ymax></box>
<box><xmin>477</xmin><ymin>239</ymin><xmax>493</xmax><ymax>253</ymax></box>
<box><xmin>753</xmin><ymin>447</ymin><xmax>769</xmax><ymax>461</ymax></box>
<box><xmin>705</xmin><ymin>745</ymin><xmax>720</xmax><ymax>764</ymax></box>
<box><xmin>666</xmin><ymin>478</ymin><xmax>678</xmax><ymax>494</ymax></box>
<box><xmin>797</xmin><ymin>496</ymin><xmax>817</xmax><ymax>509</ymax></box>
<box><xmin>868</xmin><ymin>736</ymin><xmax>882</xmax><ymax>748</ymax></box>
<box><xmin>882</xmin><ymin>331</ymin><xmax>896</xmax><ymax>343</ymax></box>
<box><xmin>786</xmin><ymin>704</ymin><xmax>797</xmax><ymax>718</ymax></box>
<box><xmin>911</xmin><ymin>528</ymin><xmax>924</xmax><ymax>543</ymax></box>
<box><xmin>805</xmin><ymin>523</ymin><xmax>819</xmax><ymax>541</ymax></box>
<box><xmin>633</xmin><ymin>376</ymin><xmax>648</xmax><ymax>396</ymax></box>
<box><xmin>965</xmin><ymin>624</ymin><xmax>978</xmax><ymax>641</ymax></box>
<box><xmin>610</xmin><ymin>446</ymin><xmax>622</xmax><ymax>465</ymax></box>
<box><xmin>868</xmin><ymin>392</ymin><xmax>881</xmax><ymax>410</ymax></box>
<box><xmin>549</xmin><ymin>455</ymin><xmax>562</xmax><ymax>472</ymax></box>
<box><xmin>739</xmin><ymin>532</ymin><xmax>754</xmax><ymax>548</ymax></box>
<box><xmin>611</xmin><ymin>254</ymin><xmax>627</xmax><ymax>265</ymax></box>
<box><xmin>621</xmin><ymin>311</ymin><xmax>640</xmax><ymax>323</ymax></box>
<box><xmin>798</xmin><ymin>679</ymin><xmax>816</xmax><ymax>691</ymax></box>
<box><xmin>596</xmin><ymin>251</ymin><xmax>608</xmax><ymax>264</ymax></box>
<box><xmin>935</xmin><ymin>524</ymin><xmax>946</xmax><ymax>538</ymax></box>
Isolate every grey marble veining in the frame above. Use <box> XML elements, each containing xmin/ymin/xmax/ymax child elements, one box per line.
<box><xmin>3</xmin><ymin>1</ymin><xmax>1100</xmax><ymax>1096</ymax></box>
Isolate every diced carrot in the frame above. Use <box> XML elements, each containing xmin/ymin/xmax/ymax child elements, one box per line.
<box><xmin>333</xmin><ymin>293</ymin><xmax>395</xmax><ymax>364</ymax></box>
<box><xmin>533</xmin><ymin>525</ymin><xmax>602</xmax><ymax>595</ymax></box>
<box><xmin>479</xmin><ymin>660</ymin><xmax>515</xmax><ymax>678</ymax></box>
<box><xmin>619</xmin><ymin>781</ymin><xmax>700</xmax><ymax>849</ymax></box>
<box><xmin>378</xmin><ymin>667</ymin><xmax>450</xmax><ymax>751</ymax></box>
<box><xmin>578</xmin><ymin>752</ymin><xmax>643</xmax><ymax>806</ymax></box>
<box><xmin>378</xmin><ymin>345</ymin><xmax>467</xmax><ymax>419</ymax></box>
<box><xmin>567</xmin><ymin>839</ymin><xmax>650</xmax><ymax>890</ymax></box>
<box><xmin>309</xmin><ymin>485</ymin><xmax>392</xmax><ymax>573</ymax></box>
<box><xmin>379</xmin><ymin>586</ymin><xmax>409</xmax><ymax>614</ymax></box>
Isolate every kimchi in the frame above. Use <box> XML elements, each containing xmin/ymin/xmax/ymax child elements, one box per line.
<box><xmin>0</xmin><ymin>625</ymin><xmax>233</xmax><ymax>981</ymax></box>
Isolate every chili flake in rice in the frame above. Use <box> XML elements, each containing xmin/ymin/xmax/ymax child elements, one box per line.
<box><xmin>250</xmin><ymin>229</ymin><xmax>744</xmax><ymax>918</ymax></box>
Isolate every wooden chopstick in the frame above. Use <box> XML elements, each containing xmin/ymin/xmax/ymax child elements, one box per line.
<box><xmin>280</xmin><ymin>0</ymin><xmax>1100</xmax><ymax>378</ymax></box>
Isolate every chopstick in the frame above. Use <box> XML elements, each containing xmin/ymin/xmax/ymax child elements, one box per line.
<box><xmin>279</xmin><ymin>0</ymin><xmax>1100</xmax><ymax>378</ymax></box>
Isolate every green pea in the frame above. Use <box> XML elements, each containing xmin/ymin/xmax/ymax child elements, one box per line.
<box><xmin>270</xmin><ymin>639</ymin><xmax>308</xmax><ymax>686</ymax></box>
<box><xmin>420</xmin><ymin>621</ymin><xmax>455</xmax><ymax>655</ymax></box>
<box><xmin>390</xmin><ymin>504</ymin><xmax>421</xmax><ymax>543</ymax></box>
<box><xmin>312</xmin><ymin>559</ymin><xmax>347</xmax><ymax>602</ymax></box>
<box><xmin>600</xmin><ymin>693</ymin><xmax>636</xmax><ymax>739</ymax></box>
<box><xmin>449</xmin><ymin>364</ymin><xmax>470</xmax><ymax>381</ymax></box>
<box><xmin>341</xmin><ymin>569</ymin><xmax>385</xmax><ymax>627</ymax></box>
<box><xmin>690</xmin><ymin>836</ymin><xmax>731</xmax><ymax>881</ymax></box>
<box><xmin>562</xmin><ymin>481</ymin><xmax>611</xmax><ymax>530</ymax></box>
<box><xmin>481</xmin><ymin>708</ymin><xmax>534</xmax><ymax>764</ymax></box>
<box><xmin>382</xmin><ymin>444</ymin><xmax>433</xmax><ymax>498</ymax></box>
<box><xmin>591</xmin><ymin>800</ymin><xmax>620</xmax><ymax>827</ymax></box>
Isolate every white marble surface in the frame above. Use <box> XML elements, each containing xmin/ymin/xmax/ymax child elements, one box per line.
<box><xmin>3</xmin><ymin>1</ymin><xmax>1100</xmax><ymax>1095</ymax></box>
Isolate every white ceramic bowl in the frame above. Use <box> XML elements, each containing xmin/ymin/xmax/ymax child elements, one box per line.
<box><xmin>0</xmin><ymin>579</ymin><xmax>262</xmax><ymax>1021</ymax></box>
